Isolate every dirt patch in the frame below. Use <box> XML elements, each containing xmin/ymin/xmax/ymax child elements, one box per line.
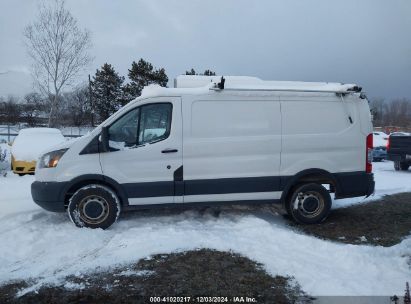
<box><xmin>289</xmin><ymin>192</ymin><xmax>411</xmax><ymax>247</ymax></box>
<box><xmin>0</xmin><ymin>249</ymin><xmax>312</xmax><ymax>304</ymax></box>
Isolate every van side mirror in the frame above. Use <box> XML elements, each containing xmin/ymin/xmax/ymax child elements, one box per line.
<box><xmin>100</xmin><ymin>126</ymin><xmax>110</xmax><ymax>152</ymax></box>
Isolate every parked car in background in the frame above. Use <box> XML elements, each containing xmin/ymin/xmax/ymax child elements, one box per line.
<box><xmin>371</xmin><ymin>131</ymin><xmax>388</xmax><ymax>162</ymax></box>
<box><xmin>11</xmin><ymin>128</ymin><xmax>65</xmax><ymax>176</ymax></box>
<box><xmin>372</xmin><ymin>146</ymin><xmax>387</xmax><ymax>162</ymax></box>
<box><xmin>387</xmin><ymin>134</ymin><xmax>411</xmax><ymax>171</ymax></box>
<box><xmin>373</xmin><ymin>131</ymin><xmax>388</xmax><ymax>148</ymax></box>
<box><xmin>389</xmin><ymin>132</ymin><xmax>410</xmax><ymax>137</ymax></box>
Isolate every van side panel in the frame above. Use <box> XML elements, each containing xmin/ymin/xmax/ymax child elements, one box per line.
<box><xmin>280</xmin><ymin>95</ymin><xmax>365</xmax><ymax>176</ymax></box>
<box><xmin>182</xmin><ymin>95</ymin><xmax>282</xmax><ymax>202</ymax></box>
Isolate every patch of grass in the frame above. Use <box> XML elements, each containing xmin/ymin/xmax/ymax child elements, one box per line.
<box><xmin>290</xmin><ymin>192</ymin><xmax>411</xmax><ymax>247</ymax></box>
<box><xmin>0</xmin><ymin>249</ymin><xmax>312</xmax><ymax>304</ymax></box>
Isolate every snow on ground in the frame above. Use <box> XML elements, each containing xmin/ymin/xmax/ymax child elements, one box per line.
<box><xmin>333</xmin><ymin>161</ymin><xmax>411</xmax><ymax>208</ymax></box>
<box><xmin>0</xmin><ymin>143</ymin><xmax>11</xmax><ymax>173</ymax></box>
<box><xmin>0</xmin><ymin>161</ymin><xmax>410</xmax><ymax>296</ymax></box>
<box><xmin>0</xmin><ymin>173</ymin><xmax>40</xmax><ymax>217</ymax></box>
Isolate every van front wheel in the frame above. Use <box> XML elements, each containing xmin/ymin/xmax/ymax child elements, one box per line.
<box><xmin>68</xmin><ymin>184</ymin><xmax>121</xmax><ymax>229</ymax></box>
<box><xmin>286</xmin><ymin>183</ymin><xmax>331</xmax><ymax>224</ymax></box>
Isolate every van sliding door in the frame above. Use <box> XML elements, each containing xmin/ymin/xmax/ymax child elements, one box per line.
<box><xmin>182</xmin><ymin>97</ymin><xmax>282</xmax><ymax>203</ymax></box>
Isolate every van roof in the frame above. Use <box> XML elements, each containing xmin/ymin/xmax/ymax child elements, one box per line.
<box><xmin>139</xmin><ymin>75</ymin><xmax>362</xmax><ymax>99</ymax></box>
<box><xmin>174</xmin><ymin>75</ymin><xmax>360</xmax><ymax>92</ymax></box>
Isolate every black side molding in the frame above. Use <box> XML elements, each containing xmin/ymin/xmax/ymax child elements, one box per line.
<box><xmin>174</xmin><ymin>166</ymin><xmax>184</xmax><ymax>196</ymax></box>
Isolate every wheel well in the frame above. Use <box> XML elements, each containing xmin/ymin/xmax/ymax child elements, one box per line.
<box><xmin>64</xmin><ymin>180</ymin><xmax>121</xmax><ymax>209</ymax></box>
<box><xmin>282</xmin><ymin>171</ymin><xmax>337</xmax><ymax>203</ymax></box>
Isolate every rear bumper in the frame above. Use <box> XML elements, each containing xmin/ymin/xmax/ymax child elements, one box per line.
<box><xmin>334</xmin><ymin>172</ymin><xmax>375</xmax><ymax>199</ymax></box>
<box><xmin>388</xmin><ymin>153</ymin><xmax>411</xmax><ymax>162</ymax></box>
<box><xmin>31</xmin><ymin>181</ymin><xmax>68</xmax><ymax>212</ymax></box>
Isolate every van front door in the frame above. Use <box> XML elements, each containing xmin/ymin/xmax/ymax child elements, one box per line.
<box><xmin>100</xmin><ymin>97</ymin><xmax>183</xmax><ymax>205</ymax></box>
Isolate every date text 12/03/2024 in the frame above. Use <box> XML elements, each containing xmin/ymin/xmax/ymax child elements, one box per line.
<box><xmin>149</xmin><ymin>296</ymin><xmax>257</xmax><ymax>303</ymax></box>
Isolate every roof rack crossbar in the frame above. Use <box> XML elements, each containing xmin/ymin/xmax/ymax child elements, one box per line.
<box><xmin>209</xmin><ymin>87</ymin><xmax>355</xmax><ymax>94</ymax></box>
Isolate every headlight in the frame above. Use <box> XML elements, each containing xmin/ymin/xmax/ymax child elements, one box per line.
<box><xmin>39</xmin><ymin>149</ymin><xmax>68</xmax><ymax>169</ymax></box>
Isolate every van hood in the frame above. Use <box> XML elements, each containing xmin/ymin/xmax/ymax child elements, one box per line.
<box><xmin>42</xmin><ymin>134</ymin><xmax>91</xmax><ymax>154</ymax></box>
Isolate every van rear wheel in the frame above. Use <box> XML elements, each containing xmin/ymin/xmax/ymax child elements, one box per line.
<box><xmin>286</xmin><ymin>183</ymin><xmax>331</xmax><ymax>224</ymax></box>
<box><xmin>68</xmin><ymin>184</ymin><xmax>121</xmax><ymax>229</ymax></box>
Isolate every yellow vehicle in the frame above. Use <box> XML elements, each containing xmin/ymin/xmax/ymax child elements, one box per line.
<box><xmin>11</xmin><ymin>155</ymin><xmax>36</xmax><ymax>175</ymax></box>
<box><xmin>11</xmin><ymin>128</ymin><xmax>65</xmax><ymax>176</ymax></box>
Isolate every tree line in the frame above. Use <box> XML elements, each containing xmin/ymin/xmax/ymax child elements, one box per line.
<box><xmin>12</xmin><ymin>0</ymin><xmax>221</xmax><ymax>129</ymax></box>
<box><xmin>369</xmin><ymin>98</ymin><xmax>411</xmax><ymax>129</ymax></box>
<box><xmin>2</xmin><ymin>93</ymin><xmax>409</xmax><ymax>130</ymax></box>
<box><xmin>0</xmin><ymin>59</ymin><xmax>216</xmax><ymax>128</ymax></box>
<box><xmin>0</xmin><ymin>58</ymin><xmax>163</xmax><ymax>127</ymax></box>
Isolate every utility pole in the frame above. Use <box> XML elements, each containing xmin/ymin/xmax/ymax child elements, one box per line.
<box><xmin>88</xmin><ymin>74</ymin><xmax>94</xmax><ymax>127</ymax></box>
<box><xmin>405</xmin><ymin>282</ymin><xmax>410</xmax><ymax>304</ymax></box>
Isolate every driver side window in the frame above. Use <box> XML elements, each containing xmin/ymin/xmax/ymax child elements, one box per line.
<box><xmin>108</xmin><ymin>107</ymin><xmax>140</xmax><ymax>149</ymax></box>
<box><xmin>139</xmin><ymin>103</ymin><xmax>172</xmax><ymax>145</ymax></box>
<box><xmin>108</xmin><ymin>103</ymin><xmax>172</xmax><ymax>150</ymax></box>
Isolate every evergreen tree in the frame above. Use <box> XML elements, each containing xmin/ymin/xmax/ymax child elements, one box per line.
<box><xmin>185</xmin><ymin>68</ymin><xmax>196</xmax><ymax>75</ymax></box>
<box><xmin>184</xmin><ymin>68</ymin><xmax>216</xmax><ymax>76</ymax></box>
<box><xmin>126</xmin><ymin>58</ymin><xmax>168</xmax><ymax>100</ymax></box>
<box><xmin>91</xmin><ymin>63</ymin><xmax>125</xmax><ymax>122</ymax></box>
<box><xmin>203</xmin><ymin>69</ymin><xmax>216</xmax><ymax>76</ymax></box>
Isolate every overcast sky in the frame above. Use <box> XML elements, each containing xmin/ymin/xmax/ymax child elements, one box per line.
<box><xmin>0</xmin><ymin>0</ymin><xmax>410</xmax><ymax>100</ymax></box>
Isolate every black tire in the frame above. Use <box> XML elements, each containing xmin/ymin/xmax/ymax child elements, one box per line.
<box><xmin>18</xmin><ymin>173</ymin><xmax>25</xmax><ymax>176</ymax></box>
<box><xmin>400</xmin><ymin>162</ymin><xmax>410</xmax><ymax>171</ymax></box>
<box><xmin>68</xmin><ymin>184</ymin><xmax>121</xmax><ymax>229</ymax></box>
<box><xmin>286</xmin><ymin>183</ymin><xmax>331</xmax><ymax>224</ymax></box>
<box><xmin>373</xmin><ymin>158</ymin><xmax>380</xmax><ymax>162</ymax></box>
<box><xmin>394</xmin><ymin>161</ymin><xmax>401</xmax><ymax>171</ymax></box>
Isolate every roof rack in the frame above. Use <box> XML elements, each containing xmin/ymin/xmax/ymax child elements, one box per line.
<box><xmin>174</xmin><ymin>75</ymin><xmax>362</xmax><ymax>95</ymax></box>
<box><xmin>210</xmin><ymin>77</ymin><xmax>362</xmax><ymax>94</ymax></box>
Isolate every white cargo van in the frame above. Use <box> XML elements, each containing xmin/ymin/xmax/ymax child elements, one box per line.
<box><xmin>31</xmin><ymin>76</ymin><xmax>374</xmax><ymax>229</ymax></box>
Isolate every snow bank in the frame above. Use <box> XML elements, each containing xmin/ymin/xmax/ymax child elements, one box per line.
<box><xmin>0</xmin><ymin>143</ymin><xmax>11</xmax><ymax>172</ymax></box>
<box><xmin>11</xmin><ymin>128</ymin><xmax>65</xmax><ymax>162</ymax></box>
<box><xmin>0</xmin><ymin>208</ymin><xmax>409</xmax><ymax>297</ymax></box>
<box><xmin>0</xmin><ymin>174</ymin><xmax>39</xmax><ymax>218</ymax></box>
<box><xmin>0</xmin><ymin>161</ymin><xmax>409</xmax><ymax>296</ymax></box>
<box><xmin>333</xmin><ymin>161</ymin><xmax>411</xmax><ymax>208</ymax></box>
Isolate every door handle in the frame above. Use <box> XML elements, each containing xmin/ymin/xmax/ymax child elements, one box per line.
<box><xmin>161</xmin><ymin>149</ymin><xmax>178</xmax><ymax>153</ymax></box>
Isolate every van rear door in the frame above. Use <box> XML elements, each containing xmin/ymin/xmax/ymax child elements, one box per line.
<box><xmin>100</xmin><ymin>97</ymin><xmax>183</xmax><ymax>205</ymax></box>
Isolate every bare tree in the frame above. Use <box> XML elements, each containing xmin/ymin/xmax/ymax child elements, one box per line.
<box><xmin>369</xmin><ymin>97</ymin><xmax>385</xmax><ymax>127</ymax></box>
<box><xmin>21</xmin><ymin>92</ymin><xmax>46</xmax><ymax>126</ymax></box>
<box><xmin>0</xmin><ymin>96</ymin><xmax>20</xmax><ymax>126</ymax></box>
<box><xmin>61</xmin><ymin>86</ymin><xmax>92</xmax><ymax>130</ymax></box>
<box><xmin>23</xmin><ymin>0</ymin><xmax>92</xmax><ymax>127</ymax></box>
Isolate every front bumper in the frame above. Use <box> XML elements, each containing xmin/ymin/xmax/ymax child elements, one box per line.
<box><xmin>31</xmin><ymin>181</ymin><xmax>68</xmax><ymax>212</ymax></box>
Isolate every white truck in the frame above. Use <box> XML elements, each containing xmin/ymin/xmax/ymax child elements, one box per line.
<box><xmin>31</xmin><ymin>76</ymin><xmax>375</xmax><ymax>229</ymax></box>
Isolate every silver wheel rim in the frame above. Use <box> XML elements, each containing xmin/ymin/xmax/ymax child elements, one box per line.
<box><xmin>293</xmin><ymin>191</ymin><xmax>324</xmax><ymax>218</ymax></box>
<box><xmin>78</xmin><ymin>195</ymin><xmax>109</xmax><ymax>225</ymax></box>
